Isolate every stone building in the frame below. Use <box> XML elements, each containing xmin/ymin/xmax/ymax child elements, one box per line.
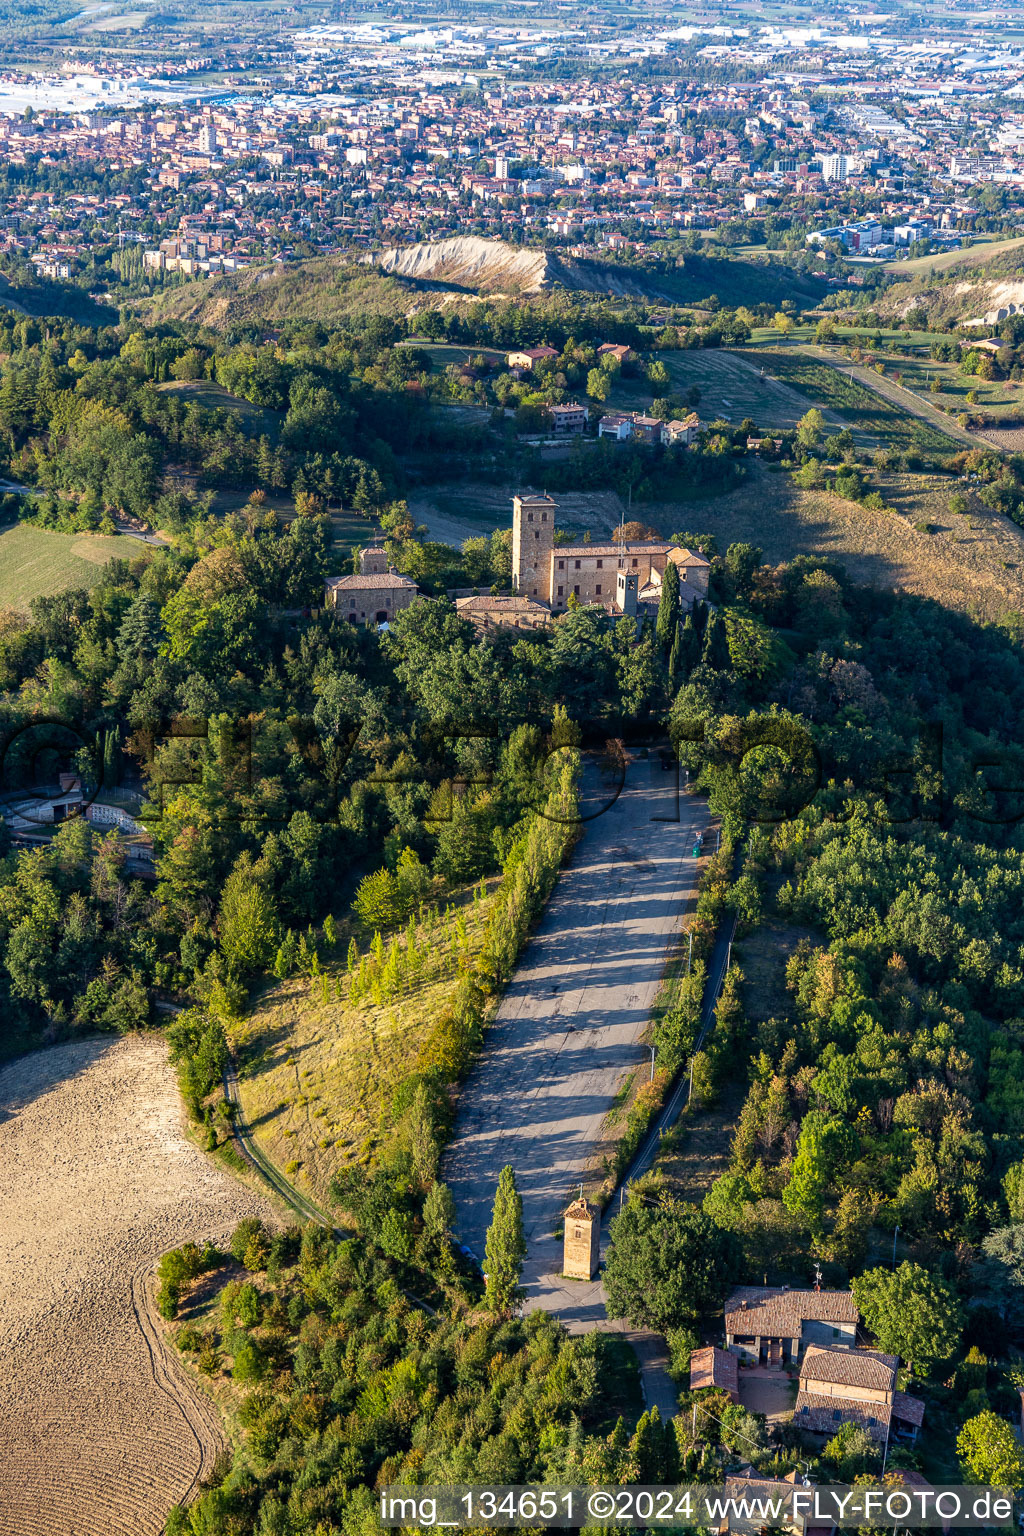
<box><xmin>324</xmin><ymin>545</ymin><xmax>418</xmax><ymax>625</ymax></box>
<box><xmin>562</xmin><ymin>1196</ymin><xmax>600</xmax><ymax>1280</ymax></box>
<box><xmin>510</xmin><ymin>492</ymin><xmax>710</xmax><ymax>616</ymax></box>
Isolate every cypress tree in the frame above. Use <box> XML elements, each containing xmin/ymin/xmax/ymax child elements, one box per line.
<box><xmin>678</xmin><ymin>613</ymin><xmax>700</xmax><ymax>677</ymax></box>
<box><xmin>484</xmin><ymin>1164</ymin><xmax>526</xmax><ymax>1318</ymax></box>
<box><xmin>668</xmin><ymin>622</ymin><xmax>681</xmax><ymax>685</ymax></box>
<box><xmin>656</xmin><ymin>560</ymin><xmax>681</xmax><ymax>650</ymax></box>
<box><xmin>702</xmin><ymin>611</ymin><xmax>732</xmax><ymax>671</ymax></box>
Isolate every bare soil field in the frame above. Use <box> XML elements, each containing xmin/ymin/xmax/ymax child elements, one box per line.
<box><xmin>0</xmin><ymin>1035</ymin><xmax>274</xmax><ymax>1536</ymax></box>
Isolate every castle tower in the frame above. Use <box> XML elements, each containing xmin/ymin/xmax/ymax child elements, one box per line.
<box><xmin>511</xmin><ymin>493</ymin><xmax>557</xmax><ymax>602</ymax></box>
<box><xmin>562</xmin><ymin>1195</ymin><xmax>600</xmax><ymax>1280</ymax></box>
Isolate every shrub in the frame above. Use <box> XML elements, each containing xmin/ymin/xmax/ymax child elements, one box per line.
<box><xmin>156</xmin><ymin>1279</ymin><xmax>181</xmax><ymax>1320</ymax></box>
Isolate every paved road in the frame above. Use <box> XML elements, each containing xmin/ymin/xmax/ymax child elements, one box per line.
<box><xmin>443</xmin><ymin>750</ymin><xmax>711</xmax><ymax>1313</ymax></box>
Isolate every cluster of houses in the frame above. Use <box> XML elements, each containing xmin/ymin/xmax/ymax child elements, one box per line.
<box><xmin>597</xmin><ymin>409</ymin><xmax>700</xmax><ymax>445</ymax></box>
<box><xmin>323</xmin><ymin>493</ymin><xmax>712</xmax><ymax>636</ymax></box>
<box><xmin>503</xmin><ymin>344</ymin><xmax>702</xmax><ymax>447</ymax></box>
<box><xmin>691</xmin><ymin>1284</ymin><xmax>926</xmax><ymax>1452</ymax></box>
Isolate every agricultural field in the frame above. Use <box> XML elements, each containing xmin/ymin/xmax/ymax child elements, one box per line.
<box><xmin>400</xmin><ymin>339</ymin><xmax>508</xmax><ymax>370</ymax></box>
<box><xmin>874</xmin><ymin>353</ymin><xmax>1024</xmax><ymax>443</ymax></box>
<box><xmin>0</xmin><ymin>1035</ymin><xmax>274</xmax><ymax>1536</ymax></box>
<box><xmin>609</xmin><ymin>347</ymin><xmax>826</xmax><ymax>430</ymax></box>
<box><xmin>0</xmin><ymin>523</ymin><xmax>137</xmax><ymax>612</ymax></box>
<box><xmin>409</xmin><ymin>482</ymin><xmax>619</xmax><ymax>548</ymax></box>
<box><xmin>232</xmin><ymin>880</ymin><xmax>499</xmax><ymax>1203</ymax></box>
<box><xmin>642</xmin><ymin>458</ymin><xmax>1024</xmax><ymax>625</ymax></box>
<box><xmin>744</xmin><ymin>348</ymin><xmax>960</xmax><ymax>455</ymax></box>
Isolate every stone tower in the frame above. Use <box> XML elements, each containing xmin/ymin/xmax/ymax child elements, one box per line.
<box><xmin>562</xmin><ymin>1195</ymin><xmax>600</xmax><ymax>1280</ymax></box>
<box><xmin>511</xmin><ymin>493</ymin><xmax>557</xmax><ymax>601</ymax></box>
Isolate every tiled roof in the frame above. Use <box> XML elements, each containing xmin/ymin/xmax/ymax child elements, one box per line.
<box><xmin>725</xmin><ymin>1287</ymin><xmax>860</xmax><ymax>1336</ymax></box>
<box><xmin>690</xmin><ymin>1346</ymin><xmax>739</xmax><ymax>1397</ymax></box>
<box><xmin>325</xmin><ymin>572</ymin><xmax>418</xmax><ymax>590</ymax></box>
<box><xmin>800</xmin><ymin>1345</ymin><xmax>897</xmax><ymax>1393</ymax></box>
<box><xmin>554</xmin><ymin>541</ymin><xmax>673</xmax><ymax>557</ymax></box>
<box><xmin>455</xmin><ymin>594</ymin><xmax>547</xmax><ymax>612</ymax></box>
<box><xmin>892</xmin><ymin>1390</ymin><xmax>926</xmax><ymax>1427</ymax></box>
<box><xmin>794</xmin><ymin>1392</ymin><xmax>890</xmax><ymax>1443</ymax></box>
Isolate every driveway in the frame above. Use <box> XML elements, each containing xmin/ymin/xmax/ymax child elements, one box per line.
<box><xmin>738</xmin><ymin>1368</ymin><xmax>798</xmax><ymax>1423</ymax></box>
<box><xmin>443</xmin><ymin>751</ymin><xmax>711</xmax><ymax>1314</ymax></box>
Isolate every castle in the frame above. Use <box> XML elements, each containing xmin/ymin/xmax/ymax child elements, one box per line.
<box><xmin>510</xmin><ymin>493</ymin><xmax>710</xmax><ymax>617</ymax></box>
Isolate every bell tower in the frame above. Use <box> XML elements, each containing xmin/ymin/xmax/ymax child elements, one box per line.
<box><xmin>511</xmin><ymin>493</ymin><xmax>557</xmax><ymax>602</ymax></box>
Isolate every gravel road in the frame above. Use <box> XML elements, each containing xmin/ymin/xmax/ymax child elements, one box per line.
<box><xmin>443</xmin><ymin>753</ymin><xmax>710</xmax><ymax>1311</ymax></box>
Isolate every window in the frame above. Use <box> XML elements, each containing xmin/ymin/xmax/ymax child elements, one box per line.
<box><xmin>832</xmin><ymin>1410</ymin><xmax>842</xmax><ymax>1422</ymax></box>
<box><xmin>541</xmin><ymin>512</ymin><xmax>547</xmax><ymax>522</ymax></box>
<box><xmin>534</xmin><ymin>531</ymin><xmax>539</xmax><ymax>540</ymax></box>
<box><xmin>528</xmin><ymin>512</ymin><xmax>534</xmax><ymax>522</ymax></box>
<box><xmin>557</xmin><ymin>585</ymin><xmax>563</xmax><ymax>596</ymax></box>
<box><xmin>574</xmin><ymin>559</ymin><xmax>581</xmax><ymax>569</ymax></box>
<box><xmin>595</xmin><ymin>585</ymin><xmax>602</xmax><ymax>596</ymax></box>
<box><xmin>558</xmin><ymin>559</ymin><xmax>564</xmax><ymax>570</ymax></box>
<box><xmin>632</xmin><ymin>558</ymin><xmax>638</xmax><ymax>567</ymax></box>
<box><xmin>574</xmin><ymin>584</ymin><xmax>580</xmax><ymax>596</ymax></box>
<box><xmin>597</xmin><ymin>559</ymin><xmax>603</xmax><ymax>569</ymax></box>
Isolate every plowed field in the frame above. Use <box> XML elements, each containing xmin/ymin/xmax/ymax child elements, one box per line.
<box><xmin>0</xmin><ymin>1035</ymin><xmax>274</xmax><ymax>1536</ymax></box>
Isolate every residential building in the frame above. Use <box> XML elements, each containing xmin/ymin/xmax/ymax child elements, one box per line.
<box><xmin>690</xmin><ymin>1346</ymin><xmax>739</xmax><ymax>1402</ymax></box>
<box><xmin>795</xmin><ymin>1345</ymin><xmax>926</xmax><ymax>1446</ymax></box>
<box><xmin>548</xmin><ymin>402</ymin><xmax>589</xmax><ymax>433</ymax></box>
<box><xmin>724</xmin><ymin>1286</ymin><xmax>859</xmax><ymax>1366</ymax></box>
<box><xmin>506</xmin><ymin>346</ymin><xmax>559</xmax><ymax>371</ymax></box>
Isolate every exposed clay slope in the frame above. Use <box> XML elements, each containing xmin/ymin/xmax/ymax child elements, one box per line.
<box><xmin>371</xmin><ymin>235</ymin><xmax>658</xmax><ymax>297</ymax></box>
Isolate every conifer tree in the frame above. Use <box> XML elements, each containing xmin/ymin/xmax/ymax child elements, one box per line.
<box><xmin>484</xmin><ymin>1164</ymin><xmax>526</xmax><ymax>1318</ymax></box>
<box><xmin>656</xmin><ymin>560</ymin><xmax>681</xmax><ymax>650</ymax></box>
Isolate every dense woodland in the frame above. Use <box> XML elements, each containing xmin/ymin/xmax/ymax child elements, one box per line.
<box><xmin>0</xmin><ymin>300</ymin><xmax>1022</xmax><ymax>1531</ymax></box>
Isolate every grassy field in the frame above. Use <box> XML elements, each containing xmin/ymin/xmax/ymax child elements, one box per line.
<box><xmin>156</xmin><ymin>379</ymin><xmax>279</xmax><ymax>433</ymax></box>
<box><xmin>641</xmin><ymin>459</ymin><xmax>1024</xmax><ymax>625</ymax></box>
<box><xmin>232</xmin><ymin>881</ymin><xmax>499</xmax><ymax>1203</ymax></box>
<box><xmin>745</xmin><ymin>349</ymin><xmax>959</xmax><ymax>455</ymax></box>
<box><xmin>874</xmin><ymin>353</ymin><xmax>1024</xmax><ymax>439</ymax></box>
<box><xmin>0</xmin><ymin>523</ymin><xmax>137</xmax><ymax>612</ymax></box>
<box><xmin>400</xmin><ymin>340</ymin><xmax>508</xmax><ymax>370</ymax></box>
<box><xmin>609</xmin><ymin>348</ymin><xmax>824</xmax><ymax>431</ymax></box>
<box><xmin>882</xmin><ymin>235</ymin><xmax>1024</xmax><ymax>276</ymax></box>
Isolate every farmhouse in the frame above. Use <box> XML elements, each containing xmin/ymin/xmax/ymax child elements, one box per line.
<box><xmin>324</xmin><ymin>545</ymin><xmax>418</xmax><ymax>625</ymax></box>
<box><xmin>689</xmin><ymin>1345</ymin><xmax>739</xmax><ymax>1402</ymax></box>
<box><xmin>506</xmin><ymin>345</ymin><xmax>559</xmax><ymax>372</ymax></box>
<box><xmin>724</xmin><ymin>1286</ymin><xmax>859</xmax><ymax>1366</ymax></box>
<box><xmin>794</xmin><ymin>1345</ymin><xmax>925</xmax><ymax>1445</ymax></box>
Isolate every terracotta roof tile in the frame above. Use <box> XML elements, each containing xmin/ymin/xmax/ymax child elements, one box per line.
<box><xmin>800</xmin><ymin>1345</ymin><xmax>897</xmax><ymax>1393</ymax></box>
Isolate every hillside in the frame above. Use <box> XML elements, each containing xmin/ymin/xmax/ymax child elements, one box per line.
<box><xmin>876</xmin><ymin>238</ymin><xmax>1024</xmax><ymax>326</ymax></box>
<box><xmin>145</xmin><ymin>240</ymin><xmax>823</xmax><ymax>330</ymax></box>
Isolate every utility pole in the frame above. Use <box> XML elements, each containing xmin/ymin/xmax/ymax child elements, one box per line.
<box><xmin>648</xmin><ymin>1044</ymin><xmax>655</xmax><ymax>1083</ymax></box>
